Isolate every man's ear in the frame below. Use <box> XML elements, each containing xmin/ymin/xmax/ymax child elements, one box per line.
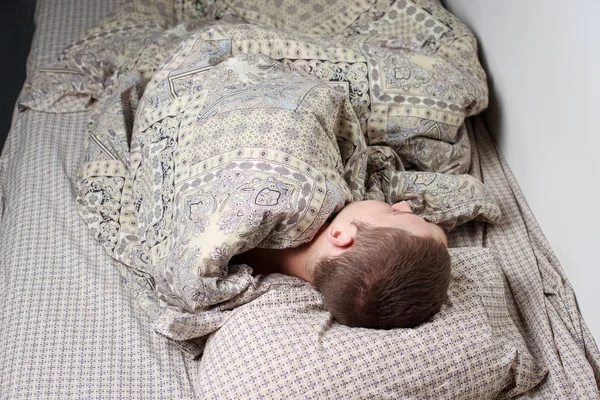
<box><xmin>327</xmin><ymin>225</ymin><xmax>355</xmax><ymax>249</ymax></box>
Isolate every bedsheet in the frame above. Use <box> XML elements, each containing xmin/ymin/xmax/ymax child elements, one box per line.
<box><xmin>0</xmin><ymin>0</ymin><xmax>599</xmax><ymax>399</ymax></box>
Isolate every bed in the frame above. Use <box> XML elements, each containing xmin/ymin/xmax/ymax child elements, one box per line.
<box><xmin>1</xmin><ymin>0</ymin><xmax>599</xmax><ymax>398</ymax></box>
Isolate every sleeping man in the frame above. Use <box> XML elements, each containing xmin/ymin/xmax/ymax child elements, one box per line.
<box><xmin>233</xmin><ymin>199</ymin><xmax>451</xmax><ymax>329</ymax></box>
<box><xmin>76</xmin><ymin>27</ymin><xmax>501</xmax><ymax>349</ymax></box>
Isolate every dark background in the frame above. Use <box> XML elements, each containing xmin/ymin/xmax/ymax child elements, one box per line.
<box><xmin>0</xmin><ymin>0</ymin><xmax>36</xmax><ymax>154</ymax></box>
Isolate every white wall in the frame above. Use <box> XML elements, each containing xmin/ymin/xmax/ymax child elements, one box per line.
<box><xmin>442</xmin><ymin>0</ymin><xmax>600</xmax><ymax>342</ymax></box>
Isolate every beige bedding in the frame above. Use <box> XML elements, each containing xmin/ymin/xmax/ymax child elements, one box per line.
<box><xmin>1</xmin><ymin>0</ymin><xmax>598</xmax><ymax>398</ymax></box>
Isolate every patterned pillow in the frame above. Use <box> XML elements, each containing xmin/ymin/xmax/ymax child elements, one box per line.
<box><xmin>193</xmin><ymin>248</ymin><xmax>547</xmax><ymax>399</ymax></box>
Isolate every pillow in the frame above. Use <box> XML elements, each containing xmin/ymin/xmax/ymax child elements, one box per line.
<box><xmin>194</xmin><ymin>248</ymin><xmax>547</xmax><ymax>399</ymax></box>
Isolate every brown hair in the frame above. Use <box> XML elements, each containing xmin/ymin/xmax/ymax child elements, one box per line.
<box><xmin>313</xmin><ymin>221</ymin><xmax>451</xmax><ymax>329</ymax></box>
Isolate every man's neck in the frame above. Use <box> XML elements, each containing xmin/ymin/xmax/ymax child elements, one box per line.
<box><xmin>229</xmin><ymin>222</ymin><xmax>331</xmax><ymax>282</ymax></box>
<box><xmin>230</xmin><ymin>244</ymin><xmax>313</xmax><ymax>282</ymax></box>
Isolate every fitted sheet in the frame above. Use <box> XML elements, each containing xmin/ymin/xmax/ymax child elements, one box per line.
<box><xmin>0</xmin><ymin>0</ymin><xmax>599</xmax><ymax>398</ymax></box>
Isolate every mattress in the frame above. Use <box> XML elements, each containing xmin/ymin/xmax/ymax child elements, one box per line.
<box><xmin>0</xmin><ymin>0</ymin><xmax>598</xmax><ymax>398</ymax></box>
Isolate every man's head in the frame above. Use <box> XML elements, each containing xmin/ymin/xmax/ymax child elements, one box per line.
<box><xmin>309</xmin><ymin>200</ymin><xmax>451</xmax><ymax>329</ymax></box>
